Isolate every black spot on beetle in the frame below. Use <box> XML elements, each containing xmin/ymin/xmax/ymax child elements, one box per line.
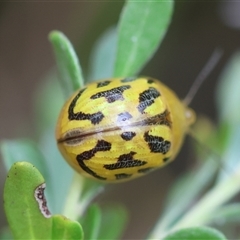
<box><xmin>117</xmin><ymin>112</ymin><xmax>133</xmax><ymax>122</ymax></box>
<box><xmin>115</xmin><ymin>173</ymin><xmax>132</xmax><ymax>180</ymax></box>
<box><xmin>104</xmin><ymin>151</ymin><xmax>147</xmax><ymax>170</ymax></box>
<box><xmin>120</xmin><ymin>77</ymin><xmax>138</xmax><ymax>83</ymax></box>
<box><xmin>90</xmin><ymin>85</ymin><xmax>131</xmax><ymax>103</ymax></box>
<box><xmin>121</xmin><ymin>131</ymin><xmax>136</xmax><ymax>141</ymax></box>
<box><xmin>97</xmin><ymin>80</ymin><xmax>111</xmax><ymax>88</ymax></box>
<box><xmin>163</xmin><ymin>157</ymin><xmax>171</xmax><ymax>162</ymax></box>
<box><xmin>76</xmin><ymin>140</ymin><xmax>111</xmax><ymax>180</ymax></box>
<box><xmin>147</xmin><ymin>79</ymin><xmax>155</xmax><ymax>84</ymax></box>
<box><xmin>138</xmin><ymin>167</ymin><xmax>154</xmax><ymax>173</ymax></box>
<box><xmin>89</xmin><ymin>112</ymin><xmax>105</xmax><ymax>125</ymax></box>
<box><xmin>137</xmin><ymin>87</ymin><xmax>161</xmax><ymax>113</ymax></box>
<box><xmin>144</xmin><ymin>131</ymin><xmax>171</xmax><ymax>154</ymax></box>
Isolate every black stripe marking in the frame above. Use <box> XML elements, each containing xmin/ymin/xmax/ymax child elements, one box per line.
<box><xmin>144</xmin><ymin>131</ymin><xmax>171</xmax><ymax>154</ymax></box>
<box><xmin>97</xmin><ymin>80</ymin><xmax>111</xmax><ymax>88</ymax></box>
<box><xmin>71</xmin><ymin>111</ymin><xmax>104</xmax><ymax>125</ymax></box>
<box><xmin>77</xmin><ymin>140</ymin><xmax>111</xmax><ymax>161</ymax></box>
<box><xmin>68</xmin><ymin>88</ymin><xmax>86</xmax><ymax>119</ymax></box>
<box><xmin>104</xmin><ymin>151</ymin><xmax>147</xmax><ymax>170</ymax></box>
<box><xmin>90</xmin><ymin>85</ymin><xmax>131</xmax><ymax>103</ymax></box>
<box><xmin>137</xmin><ymin>87</ymin><xmax>161</xmax><ymax>113</ymax></box>
<box><xmin>77</xmin><ymin>160</ymin><xmax>106</xmax><ymax>180</ymax></box>
<box><xmin>143</xmin><ymin>110</ymin><xmax>172</xmax><ymax>128</ymax></box>
<box><xmin>76</xmin><ymin>140</ymin><xmax>111</xmax><ymax>180</ymax></box>
<box><xmin>68</xmin><ymin>88</ymin><xmax>104</xmax><ymax>125</ymax></box>
<box><xmin>121</xmin><ymin>131</ymin><xmax>136</xmax><ymax>141</ymax></box>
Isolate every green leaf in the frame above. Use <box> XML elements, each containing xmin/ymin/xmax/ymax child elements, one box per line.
<box><xmin>215</xmin><ymin>52</ymin><xmax>240</xmax><ymax>181</ymax></box>
<box><xmin>217</xmin><ymin>125</ymin><xmax>240</xmax><ymax>182</ymax></box>
<box><xmin>4</xmin><ymin>162</ymin><xmax>83</xmax><ymax>240</ymax></box>
<box><xmin>114</xmin><ymin>0</ymin><xmax>174</xmax><ymax>77</ymax></box>
<box><xmin>163</xmin><ymin>226</ymin><xmax>226</xmax><ymax>240</ymax></box>
<box><xmin>152</xmin><ymin>159</ymin><xmax>218</xmax><ymax>233</ymax></box>
<box><xmin>52</xmin><ymin>215</ymin><xmax>83</xmax><ymax>240</ymax></box>
<box><xmin>4</xmin><ymin>162</ymin><xmax>52</xmax><ymax>239</ymax></box>
<box><xmin>162</xmin><ymin>168</ymin><xmax>240</xmax><ymax>233</ymax></box>
<box><xmin>216</xmin><ymin>51</ymin><xmax>240</xmax><ymax>125</ymax></box>
<box><xmin>80</xmin><ymin>204</ymin><xmax>128</xmax><ymax>240</ymax></box>
<box><xmin>0</xmin><ymin>139</ymin><xmax>63</xmax><ymax>213</ymax></box>
<box><xmin>0</xmin><ymin>139</ymin><xmax>49</xmax><ymax>180</ymax></box>
<box><xmin>88</xmin><ymin>27</ymin><xmax>117</xmax><ymax>81</ymax></box>
<box><xmin>62</xmin><ymin>172</ymin><xmax>104</xmax><ymax>221</ymax></box>
<box><xmin>80</xmin><ymin>177</ymin><xmax>105</xmax><ymax>206</ymax></box>
<box><xmin>0</xmin><ymin>228</ymin><xmax>12</xmax><ymax>239</ymax></box>
<box><xmin>208</xmin><ymin>203</ymin><xmax>240</xmax><ymax>225</ymax></box>
<box><xmin>151</xmin><ymin>145</ymin><xmax>240</xmax><ymax>238</ymax></box>
<box><xmin>34</xmin><ymin>70</ymin><xmax>64</xmax><ymax>134</ymax></box>
<box><xmin>49</xmin><ymin>30</ymin><xmax>84</xmax><ymax>97</ymax></box>
<box><xmin>98</xmin><ymin>204</ymin><xmax>128</xmax><ymax>240</ymax></box>
<box><xmin>39</xmin><ymin>129</ymin><xmax>73</xmax><ymax>214</ymax></box>
<box><xmin>80</xmin><ymin>204</ymin><xmax>102</xmax><ymax>240</ymax></box>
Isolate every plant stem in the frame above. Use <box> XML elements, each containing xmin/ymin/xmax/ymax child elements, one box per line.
<box><xmin>62</xmin><ymin>172</ymin><xmax>105</xmax><ymax>221</ymax></box>
<box><xmin>62</xmin><ymin>172</ymin><xmax>85</xmax><ymax>221</ymax></box>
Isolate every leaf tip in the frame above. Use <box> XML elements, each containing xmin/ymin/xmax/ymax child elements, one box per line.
<box><xmin>48</xmin><ymin>30</ymin><xmax>65</xmax><ymax>43</ymax></box>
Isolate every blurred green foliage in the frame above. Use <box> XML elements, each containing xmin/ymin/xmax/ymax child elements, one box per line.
<box><xmin>1</xmin><ymin>1</ymin><xmax>240</xmax><ymax>239</ymax></box>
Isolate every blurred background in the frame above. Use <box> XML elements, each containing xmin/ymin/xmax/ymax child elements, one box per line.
<box><xmin>1</xmin><ymin>1</ymin><xmax>240</xmax><ymax>239</ymax></box>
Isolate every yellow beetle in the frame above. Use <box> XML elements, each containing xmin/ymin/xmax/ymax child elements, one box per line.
<box><xmin>56</xmin><ymin>77</ymin><xmax>195</xmax><ymax>182</ymax></box>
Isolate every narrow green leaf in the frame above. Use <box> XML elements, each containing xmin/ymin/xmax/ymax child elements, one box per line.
<box><xmin>81</xmin><ymin>177</ymin><xmax>105</xmax><ymax>205</ymax></box>
<box><xmin>80</xmin><ymin>204</ymin><xmax>102</xmax><ymax>240</ymax></box>
<box><xmin>88</xmin><ymin>27</ymin><xmax>117</xmax><ymax>81</ymax></box>
<box><xmin>151</xmin><ymin>140</ymin><xmax>240</xmax><ymax>238</ymax></box>
<box><xmin>216</xmin><ymin>51</ymin><xmax>240</xmax><ymax>124</ymax></box>
<box><xmin>217</xmin><ymin>125</ymin><xmax>240</xmax><ymax>182</ymax></box>
<box><xmin>62</xmin><ymin>172</ymin><xmax>104</xmax><ymax>221</ymax></box>
<box><xmin>163</xmin><ymin>169</ymin><xmax>240</xmax><ymax>233</ymax></box>
<box><xmin>215</xmin><ymin>52</ymin><xmax>240</xmax><ymax>181</ymax></box>
<box><xmin>114</xmin><ymin>0</ymin><xmax>174</xmax><ymax>77</ymax></box>
<box><xmin>4</xmin><ymin>162</ymin><xmax>83</xmax><ymax>240</ymax></box>
<box><xmin>0</xmin><ymin>139</ymin><xmax>49</xmax><ymax>180</ymax></box>
<box><xmin>49</xmin><ymin>30</ymin><xmax>84</xmax><ymax>97</ymax></box>
<box><xmin>98</xmin><ymin>204</ymin><xmax>128</xmax><ymax>240</ymax></box>
<box><xmin>207</xmin><ymin>203</ymin><xmax>240</xmax><ymax>225</ymax></box>
<box><xmin>80</xmin><ymin>204</ymin><xmax>128</xmax><ymax>240</ymax></box>
<box><xmin>152</xmin><ymin>159</ymin><xmax>218</xmax><ymax>233</ymax></box>
<box><xmin>39</xmin><ymin>130</ymin><xmax>73</xmax><ymax>214</ymax></box>
<box><xmin>0</xmin><ymin>228</ymin><xmax>12</xmax><ymax>240</ymax></box>
<box><xmin>163</xmin><ymin>226</ymin><xmax>226</xmax><ymax>240</ymax></box>
<box><xmin>34</xmin><ymin>70</ymin><xmax>64</xmax><ymax>133</ymax></box>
